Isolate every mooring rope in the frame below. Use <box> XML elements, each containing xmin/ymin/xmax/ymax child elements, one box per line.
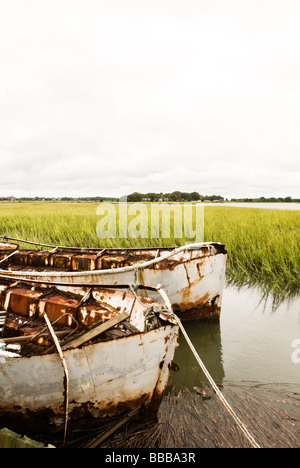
<box><xmin>156</xmin><ymin>286</ymin><xmax>261</xmax><ymax>449</ymax></box>
<box><xmin>43</xmin><ymin>313</ymin><xmax>69</xmax><ymax>447</ymax></box>
<box><xmin>176</xmin><ymin>319</ymin><xmax>260</xmax><ymax>448</ymax></box>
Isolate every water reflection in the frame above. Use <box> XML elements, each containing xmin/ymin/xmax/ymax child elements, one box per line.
<box><xmin>225</xmin><ymin>278</ymin><xmax>300</xmax><ymax>311</ymax></box>
<box><xmin>169</xmin><ymin>284</ymin><xmax>300</xmax><ymax>392</ymax></box>
<box><xmin>170</xmin><ymin>320</ymin><xmax>225</xmax><ymax>390</ymax></box>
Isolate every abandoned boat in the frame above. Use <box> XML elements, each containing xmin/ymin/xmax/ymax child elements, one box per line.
<box><xmin>0</xmin><ymin>276</ymin><xmax>179</xmax><ymax>437</ymax></box>
<box><xmin>0</xmin><ymin>237</ymin><xmax>227</xmax><ymax>321</ymax></box>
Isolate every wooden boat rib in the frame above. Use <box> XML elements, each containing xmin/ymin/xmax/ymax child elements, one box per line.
<box><xmin>0</xmin><ymin>237</ymin><xmax>228</xmax><ymax>322</ymax></box>
<box><xmin>0</xmin><ymin>276</ymin><xmax>179</xmax><ymax>436</ymax></box>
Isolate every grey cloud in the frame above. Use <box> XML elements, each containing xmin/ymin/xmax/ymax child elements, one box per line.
<box><xmin>0</xmin><ymin>0</ymin><xmax>299</xmax><ymax>198</ymax></box>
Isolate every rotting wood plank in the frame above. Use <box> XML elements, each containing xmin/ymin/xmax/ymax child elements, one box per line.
<box><xmin>1</xmin><ymin>330</ymin><xmax>69</xmax><ymax>343</ymax></box>
<box><xmin>0</xmin><ymin>428</ymin><xmax>55</xmax><ymax>448</ymax></box>
<box><xmin>83</xmin><ymin>408</ymin><xmax>139</xmax><ymax>448</ymax></box>
<box><xmin>61</xmin><ymin>312</ymin><xmax>129</xmax><ymax>351</ymax></box>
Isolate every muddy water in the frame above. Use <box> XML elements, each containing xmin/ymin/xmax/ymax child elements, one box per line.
<box><xmin>171</xmin><ymin>284</ymin><xmax>300</xmax><ymax>393</ymax></box>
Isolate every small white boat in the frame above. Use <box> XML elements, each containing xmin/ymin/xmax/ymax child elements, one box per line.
<box><xmin>0</xmin><ymin>277</ymin><xmax>178</xmax><ymax>437</ymax></box>
<box><xmin>0</xmin><ymin>238</ymin><xmax>227</xmax><ymax>321</ymax></box>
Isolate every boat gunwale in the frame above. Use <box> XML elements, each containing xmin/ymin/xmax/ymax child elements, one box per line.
<box><xmin>0</xmin><ymin>242</ymin><xmax>227</xmax><ymax>278</ymax></box>
<box><xmin>1</xmin><ymin>322</ymin><xmax>178</xmax><ymax>363</ymax></box>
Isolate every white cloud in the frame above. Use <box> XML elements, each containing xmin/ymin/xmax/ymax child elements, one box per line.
<box><xmin>0</xmin><ymin>0</ymin><xmax>299</xmax><ymax>198</ymax></box>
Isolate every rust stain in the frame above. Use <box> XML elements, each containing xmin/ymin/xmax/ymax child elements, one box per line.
<box><xmin>0</xmin><ymin>392</ymin><xmax>152</xmax><ymax>436</ymax></box>
<box><xmin>78</xmin><ymin>304</ymin><xmax>119</xmax><ymax>327</ymax></box>
<box><xmin>72</xmin><ymin>254</ymin><xmax>97</xmax><ymax>271</ymax></box>
<box><xmin>173</xmin><ymin>294</ymin><xmax>221</xmax><ymax>322</ymax></box>
<box><xmin>3</xmin><ymin>288</ymin><xmax>44</xmax><ymax>318</ymax></box>
<box><xmin>0</xmin><ymin>242</ymin><xmax>19</xmax><ymax>251</ymax></box>
<box><xmin>0</xmin><ymin>244</ymin><xmax>227</xmax><ymax>273</ymax></box>
<box><xmin>10</xmin><ymin>251</ymin><xmax>33</xmax><ymax>267</ymax></box>
<box><xmin>0</xmin><ymin>243</ymin><xmax>227</xmax><ymax>324</ymax></box>
<box><xmin>39</xmin><ymin>294</ymin><xmax>80</xmax><ymax>326</ymax></box>
<box><xmin>28</xmin><ymin>251</ymin><xmax>51</xmax><ymax>268</ymax></box>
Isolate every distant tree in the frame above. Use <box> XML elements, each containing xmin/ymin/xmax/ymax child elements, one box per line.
<box><xmin>127</xmin><ymin>192</ymin><xmax>143</xmax><ymax>202</ymax></box>
<box><xmin>189</xmin><ymin>192</ymin><xmax>201</xmax><ymax>201</ymax></box>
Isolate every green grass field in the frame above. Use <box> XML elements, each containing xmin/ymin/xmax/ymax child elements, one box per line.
<box><xmin>204</xmin><ymin>206</ymin><xmax>300</xmax><ymax>299</ymax></box>
<box><xmin>0</xmin><ymin>202</ymin><xmax>299</xmax><ymax>300</ymax></box>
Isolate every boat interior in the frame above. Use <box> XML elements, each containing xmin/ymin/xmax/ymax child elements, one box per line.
<box><xmin>0</xmin><ymin>241</ymin><xmax>225</xmax><ymax>273</ymax></box>
<box><xmin>0</xmin><ymin>275</ymin><xmax>172</xmax><ymax>359</ymax></box>
<box><xmin>0</xmin><ymin>242</ymin><xmax>173</xmax><ymax>272</ymax></box>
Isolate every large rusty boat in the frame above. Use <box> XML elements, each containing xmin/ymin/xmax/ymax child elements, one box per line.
<box><xmin>0</xmin><ymin>238</ymin><xmax>227</xmax><ymax>322</ymax></box>
<box><xmin>0</xmin><ymin>275</ymin><xmax>178</xmax><ymax>438</ymax></box>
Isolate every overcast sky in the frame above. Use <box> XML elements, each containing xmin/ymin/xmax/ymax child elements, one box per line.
<box><xmin>0</xmin><ymin>0</ymin><xmax>300</xmax><ymax>199</ymax></box>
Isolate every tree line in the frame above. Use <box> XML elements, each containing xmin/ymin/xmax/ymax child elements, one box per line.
<box><xmin>230</xmin><ymin>196</ymin><xmax>299</xmax><ymax>203</ymax></box>
<box><xmin>124</xmin><ymin>193</ymin><xmax>299</xmax><ymax>203</ymax></box>
<box><xmin>0</xmin><ymin>193</ymin><xmax>298</xmax><ymax>203</ymax></box>
<box><xmin>124</xmin><ymin>192</ymin><xmax>224</xmax><ymax>202</ymax></box>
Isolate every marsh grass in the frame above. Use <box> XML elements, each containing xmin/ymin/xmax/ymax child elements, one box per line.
<box><xmin>0</xmin><ymin>202</ymin><xmax>299</xmax><ymax>300</ymax></box>
<box><xmin>204</xmin><ymin>206</ymin><xmax>300</xmax><ymax>300</ymax></box>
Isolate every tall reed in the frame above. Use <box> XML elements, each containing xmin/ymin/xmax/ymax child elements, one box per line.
<box><xmin>0</xmin><ymin>202</ymin><xmax>298</xmax><ymax>299</ymax></box>
<box><xmin>204</xmin><ymin>206</ymin><xmax>300</xmax><ymax>299</ymax></box>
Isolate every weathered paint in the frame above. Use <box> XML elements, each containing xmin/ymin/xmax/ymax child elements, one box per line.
<box><xmin>0</xmin><ymin>278</ymin><xmax>179</xmax><ymax>431</ymax></box>
<box><xmin>0</xmin><ymin>324</ymin><xmax>179</xmax><ymax>430</ymax></box>
<box><xmin>0</xmin><ymin>242</ymin><xmax>227</xmax><ymax>321</ymax></box>
<box><xmin>1</xmin><ymin>283</ymin><xmax>168</xmax><ymax>332</ymax></box>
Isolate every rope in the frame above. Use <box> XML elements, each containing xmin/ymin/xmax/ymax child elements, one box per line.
<box><xmin>43</xmin><ymin>313</ymin><xmax>69</xmax><ymax>446</ymax></box>
<box><xmin>126</xmin><ymin>283</ymin><xmax>260</xmax><ymax>448</ymax></box>
<box><xmin>0</xmin><ymin>250</ymin><xmax>19</xmax><ymax>265</ymax></box>
<box><xmin>129</xmin><ymin>284</ymin><xmax>163</xmax><ymax>331</ymax></box>
<box><xmin>177</xmin><ymin>319</ymin><xmax>260</xmax><ymax>448</ymax></box>
<box><xmin>156</xmin><ymin>287</ymin><xmax>261</xmax><ymax>449</ymax></box>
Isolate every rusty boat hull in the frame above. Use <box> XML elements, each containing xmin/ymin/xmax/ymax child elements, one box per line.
<box><xmin>0</xmin><ymin>241</ymin><xmax>227</xmax><ymax>322</ymax></box>
<box><xmin>0</xmin><ymin>325</ymin><xmax>178</xmax><ymax>431</ymax></box>
<box><xmin>0</xmin><ymin>277</ymin><xmax>179</xmax><ymax>434</ymax></box>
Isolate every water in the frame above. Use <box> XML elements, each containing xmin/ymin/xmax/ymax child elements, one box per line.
<box><xmin>200</xmin><ymin>202</ymin><xmax>300</xmax><ymax>210</ymax></box>
<box><xmin>172</xmin><ymin>285</ymin><xmax>300</xmax><ymax>393</ymax></box>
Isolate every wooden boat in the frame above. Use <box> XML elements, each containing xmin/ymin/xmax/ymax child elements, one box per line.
<box><xmin>0</xmin><ymin>237</ymin><xmax>227</xmax><ymax>322</ymax></box>
<box><xmin>0</xmin><ymin>276</ymin><xmax>179</xmax><ymax>438</ymax></box>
